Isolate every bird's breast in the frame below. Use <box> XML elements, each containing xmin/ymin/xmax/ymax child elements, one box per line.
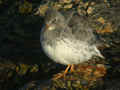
<box><xmin>41</xmin><ymin>38</ymin><xmax>99</xmax><ymax>65</ymax></box>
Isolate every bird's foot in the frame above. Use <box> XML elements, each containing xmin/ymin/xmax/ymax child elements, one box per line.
<box><xmin>52</xmin><ymin>64</ymin><xmax>74</xmax><ymax>80</ymax></box>
<box><xmin>52</xmin><ymin>72</ymin><xmax>65</xmax><ymax>80</ymax></box>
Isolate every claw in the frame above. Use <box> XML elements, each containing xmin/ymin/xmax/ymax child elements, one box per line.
<box><xmin>52</xmin><ymin>64</ymin><xmax>73</xmax><ymax>80</ymax></box>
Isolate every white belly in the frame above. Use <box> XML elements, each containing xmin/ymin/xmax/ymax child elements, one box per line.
<box><xmin>41</xmin><ymin>39</ymin><xmax>101</xmax><ymax>65</ymax></box>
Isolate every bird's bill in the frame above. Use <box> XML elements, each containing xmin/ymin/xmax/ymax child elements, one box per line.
<box><xmin>45</xmin><ymin>24</ymin><xmax>55</xmax><ymax>31</ymax></box>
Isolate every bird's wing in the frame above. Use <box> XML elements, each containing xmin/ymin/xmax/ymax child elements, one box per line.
<box><xmin>68</xmin><ymin>15</ymin><xmax>97</xmax><ymax>45</ymax></box>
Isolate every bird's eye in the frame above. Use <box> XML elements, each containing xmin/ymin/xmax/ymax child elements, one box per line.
<box><xmin>51</xmin><ymin>18</ymin><xmax>57</xmax><ymax>23</ymax></box>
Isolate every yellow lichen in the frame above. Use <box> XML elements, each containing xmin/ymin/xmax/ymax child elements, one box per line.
<box><xmin>60</xmin><ymin>0</ymin><xmax>72</xmax><ymax>4</ymax></box>
<box><xmin>97</xmin><ymin>23</ymin><xmax>113</xmax><ymax>33</ymax></box>
<box><xmin>87</xmin><ymin>7</ymin><xmax>93</xmax><ymax>14</ymax></box>
<box><xmin>16</xmin><ymin>64</ymin><xmax>30</xmax><ymax>75</ymax></box>
<box><xmin>30</xmin><ymin>64</ymin><xmax>39</xmax><ymax>72</ymax></box>
<box><xmin>19</xmin><ymin>0</ymin><xmax>32</xmax><ymax>14</ymax></box>
<box><xmin>34</xmin><ymin>5</ymin><xmax>48</xmax><ymax>16</ymax></box>
<box><xmin>97</xmin><ymin>17</ymin><xmax>105</xmax><ymax>24</ymax></box>
<box><xmin>64</xmin><ymin>4</ymin><xmax>73</xmax><ymax>9</ymax></box>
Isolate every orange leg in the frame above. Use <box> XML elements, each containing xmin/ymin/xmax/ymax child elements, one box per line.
<box><xmin>70</xmin><ymin>64</ymin><xmax>75</xmax><ymax>72</ymax></box>
<box><xmin>53</xmin><ymin>64</ymin><xmax>71</xmax><ymax>80</ymax></box>
<box><xmin>64</xmin><ymin>64</ymin><xmax>71</xmax><ymax>75</ymax></box>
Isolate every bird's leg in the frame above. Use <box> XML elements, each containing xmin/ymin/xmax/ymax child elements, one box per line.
<box><xmin>64</xmin><ymin>64</ymin><xmax>71</xmax><ymax>75</ymax></box>
<box><xmin>70</xmin><ymin>64</ymin><xmax>75</xmax><ymax>72</ymax></box>
<box><xmin>53</xmin><ymin>64</ymin><xmax>71</xmax><ymax>80</ymax></box>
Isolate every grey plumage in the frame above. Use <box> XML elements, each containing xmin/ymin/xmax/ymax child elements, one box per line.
<box><xmin>40</xmin><ymin>8</ymin><xmax>103</xmax><ymax>65</ymax></box>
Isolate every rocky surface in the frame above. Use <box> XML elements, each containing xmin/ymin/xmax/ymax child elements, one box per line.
<box><xmin>0</xmin><ymin>0</ymin><xmax>120</xmax><ymax>90</ymax></box>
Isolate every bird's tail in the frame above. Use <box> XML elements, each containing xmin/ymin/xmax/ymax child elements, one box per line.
<box><xmin>94</xmin><ymin>46</ymin><xmax>105</xmax><ymax>59</ymax></box>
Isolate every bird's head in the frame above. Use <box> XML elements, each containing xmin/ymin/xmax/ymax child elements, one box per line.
<box><xmin>44</xmin><ymin>8</ymin><xmax>65</xmax><ymax>31</ymax></box>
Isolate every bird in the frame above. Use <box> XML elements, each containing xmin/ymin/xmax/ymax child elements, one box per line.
<box><xmin>40</xmin><ymin>8</ymin><xmax>104</xmax><ymax>79</ymax></box>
